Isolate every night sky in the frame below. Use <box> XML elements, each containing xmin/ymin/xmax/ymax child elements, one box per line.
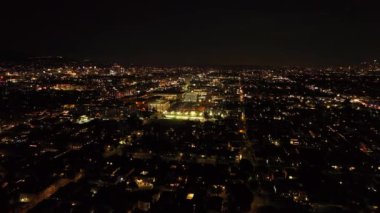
<box><xmin>1</xmin><ymin>1</ymin><xmax>380</xmax><ymax>66</ymax></box>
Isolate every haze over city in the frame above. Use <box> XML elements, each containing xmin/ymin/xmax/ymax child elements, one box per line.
<box><xmin>1</xmin><ymin>1</ymin><xmax>380</xmax><ymax>66</ymax></box>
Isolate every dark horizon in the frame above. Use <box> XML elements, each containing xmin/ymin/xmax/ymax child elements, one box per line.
<box><xmin>1</xmin><ymin>1</ymin><xmax>380</xmax><ymax>66</ymax></box>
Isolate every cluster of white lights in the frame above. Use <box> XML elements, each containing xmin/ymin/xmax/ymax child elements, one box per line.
<box><xmin>161</xmin><ymin>110</ymin><xmax>226</xmax><ymax>120</ymax></box>
<box><xmin>162</xmin><ymin>111</ymin><xmax>204</xmax><ymax>120</ymax></box>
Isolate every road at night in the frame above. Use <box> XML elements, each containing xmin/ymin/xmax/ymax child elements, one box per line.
<box><xmin>16</xmin><ymin>170</ymin><xmax>84</xmax><ymax>213</ymax></box>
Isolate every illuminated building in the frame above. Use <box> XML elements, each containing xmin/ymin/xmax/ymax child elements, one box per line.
<box><xmin>148</xmin><ymin>100</ymin><xmax>171</xmax><ymax>112</ymax></box>
<box><xmin>183</xmin><ymin>92</ymin><xmax>198</xmax><ymax>102</ymax></box>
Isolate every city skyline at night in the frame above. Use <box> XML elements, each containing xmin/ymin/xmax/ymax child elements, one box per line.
<box><xmin>1</xmin><ymin>1</ymin><xmax>380</xmax><ymax>213</ymax></box>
